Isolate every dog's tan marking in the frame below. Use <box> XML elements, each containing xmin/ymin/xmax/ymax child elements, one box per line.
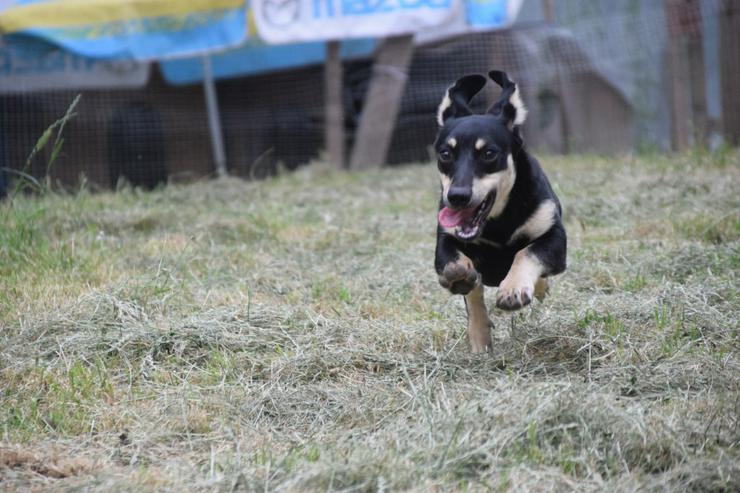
<box><xmin>487</xmin><ymin>154</ymin><xmax>516</xmax><ymax>219</ymax></box>
<box><xmin>496</xmin><ymin>249</ymin><xmax>543</xmax><ymax>310</ymax></box>
<box><xmin>446</xmin><ymin>137</ymin><xmax>457</xmax><ymax>148</ymax></box>
<box><xmin>439</xmin><ymin>172</ymin><xmax>452</xmax><ymax>195</ymax></box>
<box><xmin>438</xmin><ymin>171</ymin><xmax>456</xmax><ymax>236</ymax></box>
<box><xmin>465</xmin><ymin>283</ymin><xmax>492</xmax><ymax>353</ymax></box>
<box><xmin>508</xmin><ymin>199</ymin><xmax>557</xmax><ymax>245</ymax></box>
<box><xmin>469</xmin><ymin>154</ymin><xmax>516</xmax><ymax>214</ymax></box>
<box><xmin>471</xmin><ymin>172</ymin><xmax>498</xmax><ymax>204</ymax></box>
<box><xmin>475</xmin><ymin>138</ymin><xmax>486</xmax><ymax>150</ymax></box>
<box><xmin>534</xmin><ymin>277</ymin><xmax>549</xmax><ymax>301</ymax></box>
<box><xmin>439</xmin><ymin>172</ymin><xmax>458</xmax><ymax>236</ymax></box>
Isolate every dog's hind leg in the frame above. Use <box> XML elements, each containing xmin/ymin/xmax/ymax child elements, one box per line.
<box><xmin>465</xmin><ymin>283</ymin><xmax>493</xmax><ymax>353</ymax></box>
<box><xmin>534</xmin><ymin>277</ymin><xmax>549</xmax><ymax>301</ymax></box>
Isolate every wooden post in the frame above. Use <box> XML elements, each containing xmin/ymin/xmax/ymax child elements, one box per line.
<box><xmin>688</xmin><ymin>37</ymin><xmax>708</xmax><ymax>146</ymax></box>
<box><xmin>541</xmin><ymin>0</ymin><xmax>553</xmax><ymax>23</ymax></box>
<box><xmin>667</xmin><ymin>41</ymin><xmax>691</xmax><ymax>151</ymax></box>
<box><xmin>542</xmin><ymin>0</ymin><xmax>570</xmax><ymax>154</ymax></box>
<box><xmin>666</xmin><ymin>0</ymin><xmax>707</xmax><ymax>150</ymax></box>
<box><xmin>719</xmin><ymin>0</ymin><xmax>740</xmax><ymax>145</ymax></box>
<box><xmin>324</xmin><ymin>40</ymin><xmax>344</xmax><ymax>169</ymax></box>
<box><xmin>349</xmin><ymin>34</ymin><xmax>414</xmax><ymax>170</ymax></box>
<box><xmin>666</xmin><ymin>0</ymin><xmax>691</xmax><ymax>151</ymax></box>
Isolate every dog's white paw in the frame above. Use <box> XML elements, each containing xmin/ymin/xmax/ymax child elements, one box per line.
<box><xmin>496</xmin><ymin>278</ymin><xmax>534</xmax><ymax>311</ymax></box>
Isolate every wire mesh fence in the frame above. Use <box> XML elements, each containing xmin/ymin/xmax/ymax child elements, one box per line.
<box><xmin>0</xmin><ymin>0</ymin><xmax>737</xmax><ymax>194</ymax></box>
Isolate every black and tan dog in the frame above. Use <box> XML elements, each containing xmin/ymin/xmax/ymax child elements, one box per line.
<box><xmin>434</xmin><ymin>70</ymin><xmax>567</xmax><ymax>353</ymax></box>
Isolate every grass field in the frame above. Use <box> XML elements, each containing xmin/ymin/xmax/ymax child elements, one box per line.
<box><xmin>1</xmin><ymin>151</ymin><xmax>738</xmax><ymax>492</ymax></box>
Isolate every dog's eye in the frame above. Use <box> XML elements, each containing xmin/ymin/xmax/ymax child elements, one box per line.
<box><xmin>482</xmin><ymin>149</ymin><xmax>497</xmax><ymax>161</ymax></box>
<box><xmin>438</xmin><ymin>150</ymin><xmax>453</xmax><ymax>162</ymax></box>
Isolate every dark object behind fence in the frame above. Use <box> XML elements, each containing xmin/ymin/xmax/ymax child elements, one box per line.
<box><xmin>107</xmin><ymin>102</ymin><xmax>167</xmax><ymax>189</ymax></box>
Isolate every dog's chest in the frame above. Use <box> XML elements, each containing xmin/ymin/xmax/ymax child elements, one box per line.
<box><xmin>476</xmin><ymin>206</ymin><xmax>531</xmax><ymax>247</ymax></box>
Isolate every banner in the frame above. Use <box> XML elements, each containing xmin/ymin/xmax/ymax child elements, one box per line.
<box><xmin>0</xmin><ymin>34</ymin><xmax>149</xmax><ymax>93</ymax></box>
<box><xmin>416</xmin><ymin>0</ymin><xmax>523</xmax><ymax>43</ymax></box>
<box><xmin>161</xmin><ymin>38</ymin><xmax>375</xmax><ymax>85</ymax></box>
<box><xmin>163</xmin><ymin>0</ymin><xmax>522</xmax><ymax>84</ymax></box>
<box><xmin>465</xmin><ymin>0</ymin><xmax>522</xmax><ymax>29</ymax></box>
<box><xmin>0</xmin><ymin>0</ymin><xmax>248</xmax><ymax>60</ymax></box>
<box><xmin>253</xmin><ymin>0</ymin><xmax>460</xmax><ymax>44</ymax></box>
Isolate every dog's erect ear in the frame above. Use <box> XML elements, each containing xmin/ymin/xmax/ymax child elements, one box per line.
<box><xmin>488</xmin><ymin>70</ymin><xmax>527</xmax><ymax>128</ymax></box>
<box><xmin>436</xmin><ymin>74</ymin><xmax>487</xmax><ymax>126</ymax></box>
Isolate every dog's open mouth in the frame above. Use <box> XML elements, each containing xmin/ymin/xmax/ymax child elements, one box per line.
<box><xmin>438</xmin><ymin>191</ymin><xmax>496</xmax><ymax>240</ymax></box>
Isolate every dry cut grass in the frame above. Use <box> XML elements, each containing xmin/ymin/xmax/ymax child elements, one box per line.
<box><xmin>1</xmin><ymin>150</ymin><xmax>738</xmax><ymax>492</ymax></box>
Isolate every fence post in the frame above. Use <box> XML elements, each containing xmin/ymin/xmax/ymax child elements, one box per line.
<box><xmin>720</xmin><ymin>0</ymin><xmax>740</xmax><ymax>145</ymax></box>
<box><xmin>666</xmin><ymin>0</ymin><xmax>690</xmax><ymax>151</ymax></box>
<box><xmin>665</xmin><ymin>0</ymin><xmax>707</xmax><ymax>150</ymax></box>
<box><xmin>349</xmin><ymin>34</ymin><xmax>414</xmax><ymax>170</ymax></box>
<box><xmin>202</xmin><ymin>55</ymin><xmax>228</xmax><ymax>177</ymax></box>
<box><xmin>324</xmin><ymin>40</ymin><xmax>345</xmax><ymax>169</ymax></box>
<box><xmin>542</xmin><ymin>0</ymin><xmax>570</xmax><ymax>154</ymax></box>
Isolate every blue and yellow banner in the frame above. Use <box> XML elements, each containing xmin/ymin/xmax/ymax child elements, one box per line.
<box><xmin>0</xmin><ymin>0</ymin><xmax>248</xmax><ymax>60</ymax></box>
<box><xmin>160</xmin><ymin>37</ymin><xmax>375</xmax><ymax>85</ymax></box>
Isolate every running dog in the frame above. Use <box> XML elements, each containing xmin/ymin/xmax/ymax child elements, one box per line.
<box><xmin>434</xmin><ymin>70</ymin><xmax>567</xmax><ymax>353</ymax></box>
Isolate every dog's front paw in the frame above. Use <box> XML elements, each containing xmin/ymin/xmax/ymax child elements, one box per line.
<box><xmin>496</xmin><ymin>279</ymin><xmax>534</xmax><ymax>311</ymax></box>
<box><xmin>439</xmin><ymin>257</ymin><xmax>479</xmax><ymax>295</ymax></box>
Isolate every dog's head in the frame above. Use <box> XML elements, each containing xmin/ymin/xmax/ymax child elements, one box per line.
<box><xmin>434</xmin><ymin>70</ymin><xmax>527</xmax><ymax>240</ymax></box>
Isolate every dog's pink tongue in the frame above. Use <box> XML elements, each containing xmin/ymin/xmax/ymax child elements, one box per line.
<box><xmin>438</xmin><ymin>206</ymin><xmax>476</xmax><ymax>228</ymax></box>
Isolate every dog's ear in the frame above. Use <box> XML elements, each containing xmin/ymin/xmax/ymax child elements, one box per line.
<box><xmin>488</xmin><ymin>70</ymin><xmax>527</xmax><ymax>129</ymax></box>
<box><xmin>436</xmin><ymin>74</ymin><xmax>487</xmax><ymax>126</ymax></box>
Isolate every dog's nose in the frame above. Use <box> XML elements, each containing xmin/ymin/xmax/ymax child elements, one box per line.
<box><xmin>447</xmin><ymin>187</ymin><xmax>472</xmax><ymax>208</ymax></box>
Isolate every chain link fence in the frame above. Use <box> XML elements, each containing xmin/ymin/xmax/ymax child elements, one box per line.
<box><xmin>0</xmin><ymin>0</ymin><xmax>737</xmax><ymax>195</ymax></box>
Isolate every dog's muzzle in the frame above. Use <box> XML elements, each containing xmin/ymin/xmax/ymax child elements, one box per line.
<box><xmin>438</xmin><ymin>189</ymin><xmax>496</xmax><ymax>240</ymax></box>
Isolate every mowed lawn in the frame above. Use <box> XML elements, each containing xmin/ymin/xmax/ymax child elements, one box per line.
<box><xmin>1</xmin><ymin>152</ymin><xmax>738</xmax><ymax>492</ymax></box>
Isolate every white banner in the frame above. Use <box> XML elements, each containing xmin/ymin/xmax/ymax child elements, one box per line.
<box><xmin>253</xmin><ymin>0</ymin><xmax>461</xmax><ymax>44</ymax></box>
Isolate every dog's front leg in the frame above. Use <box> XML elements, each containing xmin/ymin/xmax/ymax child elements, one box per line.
<box><xmin>464</xmin><ymin>283</ymin><xmax>493</xmax><ymax>353</ymax></box>
<box><xmin>435</xmin><ymin>233</ymin><xmax>479</xmax><ymax>295</ymax></box>
<box><xmin>497</xmin><ymin>223</ymin><xmax>566</xmax><ymax>310</ymax></box>
<box><xmin>436</xmin><ymin>233</ymin><xmax>492</xmax><ymax>353</ymax></box>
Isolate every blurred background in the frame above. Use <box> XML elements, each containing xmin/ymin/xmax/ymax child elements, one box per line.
<box><xmin>0</xmin><ymin>0</ymin><xmax>737</xmax><ymax>194</ymax></box>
